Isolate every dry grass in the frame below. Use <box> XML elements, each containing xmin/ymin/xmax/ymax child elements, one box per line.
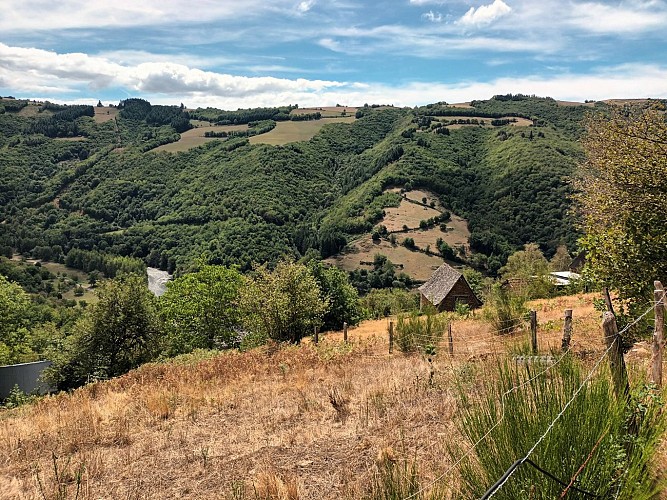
<box><xmin>325</xmin><ymin>190</ymin><xmax>471</xmax><ymax>281</ymax></box>
<box><xmin>324</xmin><ymin>235</ymin><xmax>445</xmax><ymax>282</ymax></box>
<box><xmin>93</xmin><ymin>107</ymin><xmax>118</xmax><ymax>124</ymax></box>
<box><xmin>291</xmin><ymin>107</ymin><xmax>357</xmax><ymax>118</ymax></box>
<box><xmin>249</xmin><ymin>117</ymin><xmax>356</xmax><ymax>146</ymax></box>
<box><xmin>382</xmin><ymin>200</ymin><xmax>441</xmax><ymax>233</ymax></box>
<box><xmin>153</xmin><ymin>124</ymin><xmax>249</xmax><ymax>153</ymax></box>
<box><xmin>16</xmin><ymin>104</ymin><xmax>46</xmax><ymax>118</ymax></box>
<box><xmin>0</xmin><ymin>293</ymin><xmax>660</xmax><ymax>499</ymax></box>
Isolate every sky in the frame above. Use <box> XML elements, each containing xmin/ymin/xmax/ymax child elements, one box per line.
<box><xmin>1</xmin><ymin>0</ymin><xmax>667</xmax><ymax>109</ymax></box>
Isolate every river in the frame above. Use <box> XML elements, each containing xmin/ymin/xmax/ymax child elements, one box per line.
<box><xmin>146</xmin><ymin>267</ymin><xmax>172</xmax><ymax>297</ymax></box>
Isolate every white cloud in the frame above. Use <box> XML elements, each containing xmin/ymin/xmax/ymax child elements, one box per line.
<box><xmin>458</xmin><ymin>0</ymin><xmax>512</xmax><ymax>26</ymax></box>
<box><xmin>0</xmin><ymin>0</ymin><xmax>294</xmax><ymax>31</ymax></box>
<box><xmin>569</xmin><ymin>2</ymin><xmax>667</xmax><ymax>33</ymax></box>
<box><xmin>2</xmin><ymin>43</ymin><xmax>667</xmax><ymax>109</ymax></box>
<box><xmin>0</xmin><ymin>43</ymin><xmax>347</xmax><ymax>101</ymax></box>
<box><xmin>296</xmin><ymin>0</ymin><xmax>316</xmax><ymax>13</ymax></box>
<box><xmin>422</xmin><ymin>10</ymin><xmax>444</xmax><ymax>22</ymax></box>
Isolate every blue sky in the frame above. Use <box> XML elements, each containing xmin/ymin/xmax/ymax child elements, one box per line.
<box><xmin>1</xmin><ymin>0</ymin><xmax>667</xmax><ymax>108</ymax></box>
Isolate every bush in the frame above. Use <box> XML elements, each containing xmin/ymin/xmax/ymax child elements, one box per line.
<box><xmin>395</xmin><ymin>309</ymin><xmax>448</xmax><ymax>353</ymax></box>
<box><xmin>361</xmin><ymin>289</ymin><xmax>418</xmax><ymax>319</ymax></box>
<box><xmin>451</xmin><ymin>357</ymin><xmax>667</xmax><ymax>499</ymax></box>
<box><xmin>483</xmin><ymin>284</ymin><xmax>527</xmax><ymax>335</ymax></box>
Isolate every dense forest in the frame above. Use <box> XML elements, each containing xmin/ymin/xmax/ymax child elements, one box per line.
<box><xmin>0</xmin><ymin>94</ymin><xmax>595</xmax><ymax>278</ymax></box>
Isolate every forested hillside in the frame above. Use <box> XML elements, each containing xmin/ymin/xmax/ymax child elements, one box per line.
<box><xmin>1</xmin><ymin>94</ymin><xmax>590</xmax><ymax>276</ymax></box>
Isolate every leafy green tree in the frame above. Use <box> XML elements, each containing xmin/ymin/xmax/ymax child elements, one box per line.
<box><xmin>159</xmin><ymin>265</ymin><xmax>244</xmax><ymax>354</ymax></box>
<box><xmin>500</xmin><ymin>243</ymin><xmax>549</xmax><ymax>280</ymax></box>
<box><xmin>500</xmin><ymin>243</ymin><xmax>552</xmax><ymax>298</ymax></box>
<box><xmin>574</xmin><ymin>106</ymin><xmax>667</xmax><ymax>303</ymax></box>
<box><xmin>0</xmin><ymin>275</ymin><xmax>31</xmax><ymax>364</ymax></box>
<box><xmin>241</xmin><ymin>260</ymin><xmax>328</xmax><ymax>344</ymax></box>
<box><xmin>52</xmin><ymin>274</ymin><xmax>160</xmax><ymax>388</ymax></box>
<box><xmin>549</xmin><ymin>245</ymin><xmax>572</xmax><ymax>272</ymax></box>
<box><xmin>308</xmin><ymin>261</ymin><xmax>362</xmax><ymax>331</ymax></box>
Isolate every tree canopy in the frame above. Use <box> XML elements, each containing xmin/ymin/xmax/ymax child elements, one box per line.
<box><xmin>574</xmin><ymin>105</ymin><xmax>667</xmax><ymax>302</ymax></box>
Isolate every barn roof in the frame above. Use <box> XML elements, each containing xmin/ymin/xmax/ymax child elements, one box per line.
<box><xmin>418</xmin><ymin>263</ymin><xmax>462</xmax><ymax>306</ymax></box>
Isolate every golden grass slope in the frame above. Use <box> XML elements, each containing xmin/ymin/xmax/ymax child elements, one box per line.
<box><xmin>1</xmin><ymin>293</ymin><xmax>653</xmax><ymax>499</ymax></box>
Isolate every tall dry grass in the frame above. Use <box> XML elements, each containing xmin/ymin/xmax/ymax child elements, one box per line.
<box><xmin>0</xmin><ymin>293</ymin><xmax>658</xmax><ymax>499</ymax></box>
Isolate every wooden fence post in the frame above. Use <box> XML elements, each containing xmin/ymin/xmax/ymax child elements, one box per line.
<box><xmin>530</xmin><ymin>310</ymin><xmax>538</xmax><ymax>355</ymax></box>
<box><xmin>561</xmin><ymin>309</ymin><xmax>573</xmax><ymax>352</ymax></box>
<box><xmin>602</xmin><ymin>311</ymin><xmax>630</xmax><ymax>401</ymax></box>
<box><xmin>603</xmin><ymin>287</ymin><xmax>616</xmax><ymax>316</ymax></box>
<box><xmin>652</xmin><ymin>281</ymin><xmax>665</xmax><ymax>387</ymax></box>
<box><xmin>448</xmin><ymin>323</ymin><xmax>454</xmax><ymax>356</ymax></box>
<box><xmin>389</xmin><ymin>321</ymin><xmax>394</xmax><ymax>354</ymax></box>
<box><xmin>343</xmin><ymin>322</ymin><xmax>348</xmax><ymax>343</ymax></box>
<box><xmin>314</xmin><ymin>326</ymin><xmax>319</xmax><ymax>345</ymax></box>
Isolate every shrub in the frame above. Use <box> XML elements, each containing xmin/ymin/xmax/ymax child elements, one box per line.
<box><xmin>451</xmin><ymin>357</ymin><xmax>667</xmax><ymax>499</ymax></box>
<box><xmin>483</xmin><ymin>284</ymin><xmax>527</xmax><ymax>335</ymax></box>
<box><xmin>395</xmin><ymin>309</ymin><xmax>448</xmax><ymax>353</ymax></box>
<box><xmin>361</xmin><ymin>289</ymin><xmax>418</xmax><ymax>319</ymax></box>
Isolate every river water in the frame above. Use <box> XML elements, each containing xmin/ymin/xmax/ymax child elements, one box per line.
<box><xmin>146</xmin><ymin>267</ymin><xmax>172</xmax><ymax>297</ymax></box>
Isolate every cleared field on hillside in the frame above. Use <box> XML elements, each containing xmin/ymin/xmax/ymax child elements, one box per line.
<box><xmin>250</xmin><ymin>116</ymin><xmax>356</xmax><ymax>146</ymax></box>
<box><xmin>154</xmin><ymin>124</ymin><xmax>249</xmax><ymax>153</ymax></box>
<box><xmin>406</xmin><ymin>218</ymin><xmax>470</xmax><ymax>252</ymax></box>
<box><xmin>54</xmin><ymin>136</ymin><xmax>87</xmax><ymax>142</ymax></box>
<box><xmin>291</xmin><ymin>106</ymin><xmax>357</xmax><ymax>118</ymax></box>
<box><xmin>1</xmin><ymin>293</ymin><xmax>645</xmax><ymax>499</ymax></box>
<box><xmin>325</xmin><ymin>234</ymin><xmax>445</xmax><ymax>281</ymax></box>
<box><xmin>8</xmin><ymin>258</ymin><xmax>98</xmax><ymax>304</ymax></box>
<box><xmin>93</xmin><ymin>106</ymin><xmax>118</xmax><ymax>123</ymax></box>
<box><xmin>431</xmin><ymin>115</ymin><xmax>533</xmax><ymax>129</ymax></box>
<box><xmin>16</xmin><ymin>103</ymin><xmax>45</xmax><ymax>117</ymax></box>
<box><xmin>329</xmin><ymin>190</ymin><xmax>471</xmax><ymax>280</ymax></box>
<box><xmin>382</xmin><ymin>199</ymin><xmax>441</xmax><ymax>232</ymax></box>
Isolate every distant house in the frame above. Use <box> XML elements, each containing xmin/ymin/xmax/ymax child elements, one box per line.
<box><xmin>549</xmin><ymin>271</ymin><xmax>581</xmax><ymax>287</ymax></box>
<box><xmin>418</xmin><ymin>263</ymin><xmax>482</xmax><ymax>312</ymax></box>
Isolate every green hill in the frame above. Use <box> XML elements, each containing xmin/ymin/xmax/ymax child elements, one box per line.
<box><xmin>0</xmin><ymin>95</ymin><xmax>591</xmax><ymax>276</ymax></box>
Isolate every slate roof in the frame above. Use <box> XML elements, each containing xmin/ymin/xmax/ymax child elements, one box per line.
<box><xmin>418</xmin><ymin>263</ymin><xmax>463</xmax><ymax>307</ymax></box>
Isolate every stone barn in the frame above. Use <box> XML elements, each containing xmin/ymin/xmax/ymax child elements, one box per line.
<box><xmin>418</xmin><ymin>264</ymin><xmax>482</xmax><ymax>312</ymax></box>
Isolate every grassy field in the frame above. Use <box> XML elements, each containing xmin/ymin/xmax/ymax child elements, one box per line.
<box><xmin>430</xmin><ymin>116</ymin><xmax>534</xmax><ymax>129</ymax></box>
<box><xmin>154</xmin><ymin>124</ymin><xmax>249</xmax><ymax>153</ymax></box>
<box><xmin>250</xmin><ymin>116</ymin><xmax>356</xmax><ymax>146</ymax></box>
<box><xmin>291</xmin><ymin>106</ymin><xmax>357</xmax><ymax>118</ymax></box>
<box><xmin>16</xmin><ymin>103</ymin><xmax>47</xmax><ymax>118</ymax></box>
<box><xmin>325</xmin><ymin>234</ymin><xmax>446</xmax><ymax>281</ymax></box>
<box><xmin>382</xmin><ymin>198</ymin><xmax>441</xmax><ymax>232</ymax></box>
<box><xmin>155</xmin><ymin>117</ymin><xmax>357</xmax><ymax>152</ymax></box>
<box><xmin>327</xmin><ymin>190</ymin><xmax>471</xmax><ymax>281</ymax></box>
<box><xmin>1</xmin><ymin>292</ymin><xmax>655</xmax><ymax>499</ymax></box>
<box><xmin>9</xmin><ymin>257</ymin><xmax>98</xmax><ymax>304</ymax></box>
<box><xmin>93</xmin><ymin>107</ymin><xmax>118</xmax><ymax>124</ymax></box>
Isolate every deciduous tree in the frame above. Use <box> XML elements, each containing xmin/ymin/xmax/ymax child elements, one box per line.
<box><xmin>574</xmin><ymin>106</ymin><xmax>667</xmax><ymax>302</ymax></box>
<box><xmin>241</xmin><ymin>260</ymin><xmax>328</xmax><ymax>344</ymax></box>
<box><xmin>159</xmin><ymin>265</ymin><xmax>244</xmax><ymax>354</ymax></box>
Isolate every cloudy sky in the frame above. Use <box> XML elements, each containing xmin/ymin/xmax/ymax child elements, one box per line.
<box><xmin>2</xmin><ymin>0</ymin><xmax>667</xmax><ymax>108</ymax></box>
